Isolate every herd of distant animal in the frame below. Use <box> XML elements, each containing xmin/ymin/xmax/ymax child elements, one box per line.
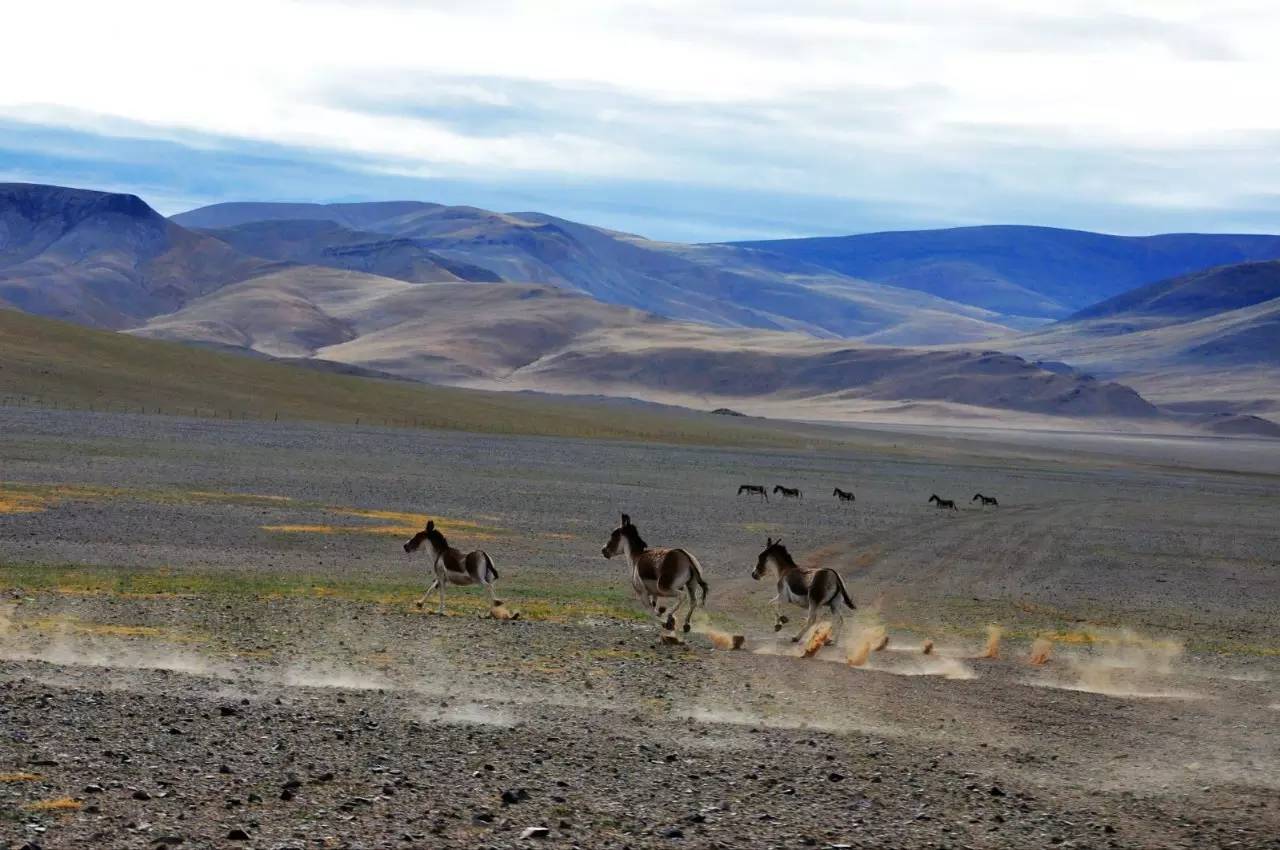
<box><xmin>403</xmin><ymin>485</ymin><xmax>1001</xmax><ymax>645</ymax></box>
<box><xmin>738</xmin><ymin>482</ymin><xmax>998</xmax><ymax>510</ymax></box>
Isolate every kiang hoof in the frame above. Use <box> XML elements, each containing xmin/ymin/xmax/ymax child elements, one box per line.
<box><xmin>664</xmin><ymin>615</ymin><xmax>676</xmax><ymax>631</ymax></box>
<box><xmin>790</xmin><ymin>636</ymin><xmax>801</xmax><ymax>643</ymax></box>
<box><xmin>774</xmin><ymin>623</ymin><xmax>783</xmax><ymax>632</ymax></box>
<box><xmin>824</xmin><ymin>639</ymin><xmax>835</xmax><ymax>647</ymax></box>
<box><xmin>778</xmin><ymin>615</ymin><xmax>790</xmax><ymax>625</ymax></box>
<box><xmin>682</xmin><ymin>623</ymin><xmax>691</xmax><ymax>634</ymax></box>
<box><xmin>414</xmin><ymin>601</ymin><xmax>424</xmax><ymax>609</ymax></box>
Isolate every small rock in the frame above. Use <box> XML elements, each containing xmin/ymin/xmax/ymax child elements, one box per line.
<box><xmin>84</xmin><ymin>784</ymin><xmax>104</xmax><ymax>794</ymax></box>
<box><xmin>501</xmin><ymin>789</ymin><xmax>529</xmax><ymax>806</ymax></box>
<box><xmin>219</xmin><ymin>706</ymin><xmax>239</xmax><ymax>717</ymax></box>
<box><xmin>520</xmin><ymin>827</ymin><xmax>550</xmax><ymax>840</ymax></box>
<box><xmin>226</xmin><ymin>828</ymin><xmax>250</xmax><ymax>841</ymax></box>
<box><xmin>990</xmin><ymin>785</ymin><xmax>1006</xmax><ymax>797</ymax></box>
<box><xmin>132</xmin><ymin>789</ymin><xmax>151</xmax><ymax>801</ymax></box>
<box><xmin>662</xmin><ymin>827</ymin><xmax>685</xmax><ymax>839</ymax></box>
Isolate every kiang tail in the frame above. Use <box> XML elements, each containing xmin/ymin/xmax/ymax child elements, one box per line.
<box><xmin>835</xmin><ymin>573</ymin><xmax>856</xmax><ymax>610</ymax></box>
<box><xmin>687</xmin><ymin>552</ymin><xmax>710</xmax><ymax>606</ymax></box>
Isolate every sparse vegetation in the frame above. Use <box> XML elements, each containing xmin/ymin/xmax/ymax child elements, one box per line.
<box><xmin>0</xmin><ymin>309</ymin><xmax>801</xmax><ymax>447</ymax></box>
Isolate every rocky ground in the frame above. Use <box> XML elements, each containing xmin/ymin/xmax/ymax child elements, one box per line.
<box><xmin>2</xmin><ymin>410</ymin><xmax>1278</xmax><ymax>849</ymax></box>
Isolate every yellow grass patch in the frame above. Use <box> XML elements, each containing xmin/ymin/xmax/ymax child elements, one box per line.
<box><xmin>264</xmin><ymin>511</ymin><xmax>504</xmax><ymax>539</ymax></box>
<box><xmin>26</xmin><ymin>797</ymin><xmax>82</xmax><ymax>812</ymax></box>
<box><xmin>185</xmin><ymin>491</ymin><xmax>292</xmax><ymax>505</ymax></box>
<box><xmin>24</xmin><ymin>615</ymin><xmax>194</xmax><ymax>642</ymax></box>
<box><xmin>0</xmin><ymin>772</ymin><xmax>41</xmax><ymax>783</ymax></box>
<box><xmin>360</xmin><ymin>650</ymin><xmax>395</xmax><ymax>669</ymax></box>
<box><xmin>0</xmin><ymin>491</ymin><xmax>51</xmax><ymax>514</ymax></box>
<box><xmin>26</xmin><ymin>618</ymin><xmax>164</xmax><ymax>638</ymax></box>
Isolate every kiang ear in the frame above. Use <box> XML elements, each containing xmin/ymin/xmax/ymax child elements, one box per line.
<box><xmin>766</xmin><ymin>536</ymin><xmax>773</xmax><ymax>547</ymax></box>
<box><xmin>620</xmin><ymin>513</ymin><xmax>630</xmax><ymax>527</ymax></box>
<box><xmin>426</xmin><ymin>520</ymin><xmax>434</xmax><ymax>530</ymax></box>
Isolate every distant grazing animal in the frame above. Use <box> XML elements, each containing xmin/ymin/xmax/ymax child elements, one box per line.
<box><xmin>601</xmin><ymin>513</ymin><xmax>709</xmax><ymax>633</ymax></box>
<box><xmin>972</xmin><ymin>493</ymin><xmax>999</xmax><ymax>507</ymax></box>
<box><xmin>928</xmin><ymin>494</ymin><xmax>958</xmax><ymax>511</ymax></box>
<box><xmin>738</xmin><ymin>484</ymin><xmax>768</xmax><ymax>501</ymax></box>
<box><xmin>404</xmin><ymin>520</ymin><xmax>500</xmax><ymax>614</ymax></box>
<box><xmin>752</xmin><ymin>537</ymin><xmax>856</xmax><ymax>644</ymax></box>
<box><xmin>773</xmin><ymin>485</ymin><xmax>803</xmax><ymax>501</ymax></box>
<box><xmin>832</xmin><ymin>487</ymin><xmax>855</xmax><ymax>503</ymax></box>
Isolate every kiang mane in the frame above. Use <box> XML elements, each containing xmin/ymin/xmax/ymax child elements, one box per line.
<box><xmin>623</xmin><ymin>524</ymin><xmax>648</xmax><ymax>552</ymax></box>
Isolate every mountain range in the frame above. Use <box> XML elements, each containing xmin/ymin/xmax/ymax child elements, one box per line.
<box><xmin>175</xmin><ymin>200</ymin><xmax>1013</xmax><ymax>342</ymax></box>
<box><xmin>733</xmin><ymin>226</ymin><xmax>1280</xmax><ymax>320</ymax></box>
<box><xmin>1000</xmin><ymin>260</ymin><xmax>1280</xmax><ymax>422</ymax></box>
<box><xmin>3</xmin><ymin>181</ymin><xmax>1279</xmax><ymax>434</ymax></box>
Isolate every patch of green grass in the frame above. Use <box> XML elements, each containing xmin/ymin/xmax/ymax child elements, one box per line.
<box><xmin>0</xmin><ymin>562</ymin><xmax>646</xmax><ymax>623</ymax></box>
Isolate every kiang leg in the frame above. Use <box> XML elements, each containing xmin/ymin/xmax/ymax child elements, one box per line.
<box><xmin>415</xmin><ymin>577</ymin><xmax>439</xmax><ymax>609</ymax></box>
<box><xmin>792</xmin><ymin>602</ymin><xmax>819</xmax><ymax>643</ymax></box>
<box><xmin>681</xmin><ymin>583</ymin><xmax>698</xmax><ymax>632</ymax></box>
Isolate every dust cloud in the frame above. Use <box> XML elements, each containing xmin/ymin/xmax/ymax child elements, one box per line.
<box><xmin>1029</xmin><ymin>638</ymin><xmax>1053</xmax><ymax>665</ymax></box>
<box><xmin>982</xmin><ymin>625</ymin><xmax>1002</xmax><ymax>658</ymax></box>
<box><xmin>689</xmin><ymin>618</ymin><xmax>745</xmax><ymax>650</ymax></box>
<box><xmin>1035</xmin><ymin>629</ymin><xmax>1199</xmax><ymax>699</ymax></box>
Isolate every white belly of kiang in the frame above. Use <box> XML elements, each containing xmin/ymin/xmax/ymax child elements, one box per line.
<box><xmin>782</xmin><ymin>586</ymin><xmax>806</xmax><ymax>606</ymax></box>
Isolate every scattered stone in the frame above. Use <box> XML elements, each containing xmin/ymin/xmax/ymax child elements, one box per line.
<box><xmin>226</xmin><ymin>828</ymin><xmax>250</xmax><ymax>841</ymax></box>
<box><xmin>520</xmin><ymin>827</ymin><xmax>550</xmax><ymax>840</ymax></box>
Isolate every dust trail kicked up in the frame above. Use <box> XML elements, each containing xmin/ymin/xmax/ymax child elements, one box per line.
<box><xmin>689</xmin><ymin>617</ymin><xmax>745</xmax><ymax>650</ymax></box>
<box><xmin>1029</xmin><ymin>638</ymin><xmax>1053</xmax><ymax>665</ymax></box>
<box><xmin>1035</xmin><ymin>629</ymin><xmax>1199</xmax><ymax>699</ymax></box>
<box><xmin>982</xmin><ymin>625</ymin><xmax>1002</xmax><ymax>658</ymax></box>
<box><xmin>845</xmin><ymin>625</ymin><xmax>885</xmax><ymax>667</ymax></box>
<box><xmin>801</xmin><ymin>623</ymin><xmax>833</xmax><ymax>657</ymax></box>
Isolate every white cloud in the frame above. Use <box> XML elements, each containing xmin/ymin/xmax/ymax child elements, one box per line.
<box><xmin>1</xmin><ymin>0</ymin><xmax>1278</xmax><ymax>234</ymax></box>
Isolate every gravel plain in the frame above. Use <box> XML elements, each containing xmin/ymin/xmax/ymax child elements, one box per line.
<box><xmin>2</xmin><ymin>409</ymin><xmax>1278</xmax><ymax>849</ymax></box>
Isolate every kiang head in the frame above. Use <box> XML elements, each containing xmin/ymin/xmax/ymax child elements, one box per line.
<box><xmin>753</xmin><ymin>536</ymin><xmax>787</xmax><ymax>580</ymax></box>
<box><xmin>601</xmin><ymin>513</ymin><xmax>641</xmax><ymax>559</ymax></box>
<box><xmin>403</xmin><ymin>519</ymin><xmax>436</xmax><ymax>553</ymax></box>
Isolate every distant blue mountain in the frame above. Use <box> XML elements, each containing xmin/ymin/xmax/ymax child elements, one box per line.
<box><xmin>729</xmin><ymin>225</ymin><xmax>1280</xmax><ymax>320</ymax></box>
<box><xmin>1066</xmin><ymin>259</ymin><xmax>1280</xmax><ymax>323</ymax></box>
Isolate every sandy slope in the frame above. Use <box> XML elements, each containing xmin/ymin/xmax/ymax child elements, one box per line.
<box><xmin>132</xmin><ymin>273</ymin><xmax>1157</xmax><ymax>422</ymax></box>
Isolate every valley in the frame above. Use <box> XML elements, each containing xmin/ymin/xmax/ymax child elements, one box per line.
<box><xmin>2</xmin><ymin>181</ymin><xmax>1279</xmax><ymax>437</ymax></box>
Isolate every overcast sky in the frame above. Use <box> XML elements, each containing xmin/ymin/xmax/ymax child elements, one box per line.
<box><xmin>2</xmin><ymin>0</ymin><xmax>1278</xmax><ymax>241</ymax></box>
